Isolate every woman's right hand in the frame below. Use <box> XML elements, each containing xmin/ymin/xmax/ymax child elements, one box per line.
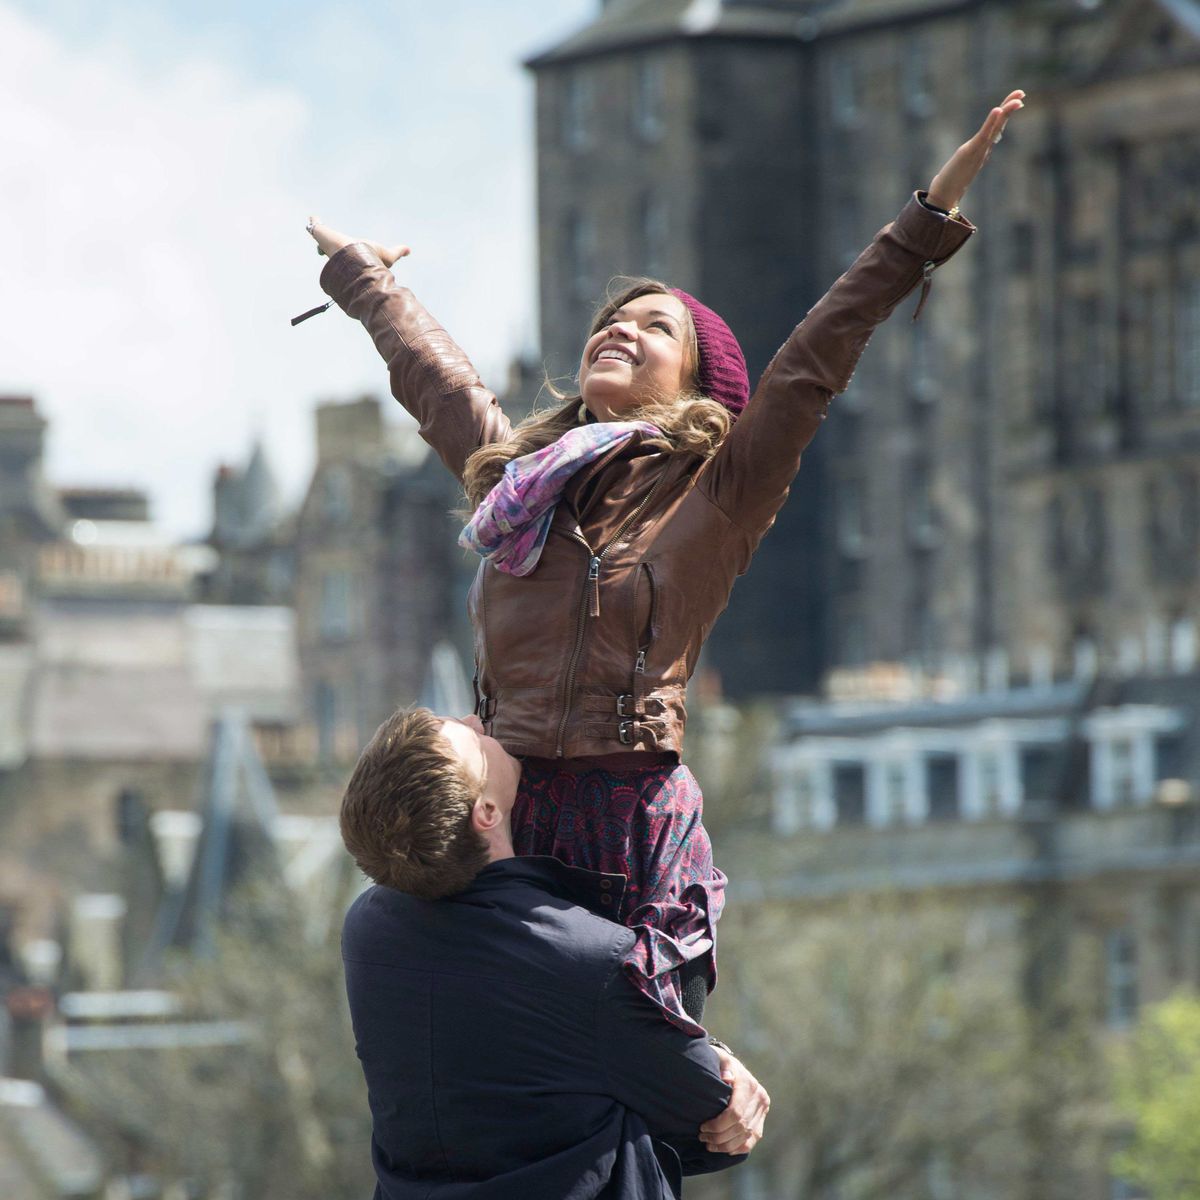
<box><xmin>307</xmin><ymin>216</ymin><xmax>411</xmax><ymax>266</ymax></box>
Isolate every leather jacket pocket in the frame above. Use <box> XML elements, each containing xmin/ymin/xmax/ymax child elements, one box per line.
<box><xmin>633</xmin><ymin>561</ymin><xmax>659</xmax><ymax>661</ymax></box>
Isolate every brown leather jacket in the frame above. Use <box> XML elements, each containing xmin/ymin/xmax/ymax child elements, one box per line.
<box><xmin>321</xmin><ymin>194</ymin><xmax>974</xmax><ymax>761</ymax></box>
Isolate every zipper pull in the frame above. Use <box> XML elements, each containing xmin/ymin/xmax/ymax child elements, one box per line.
<box><xmin>291</xmin><ymin>299</ymin><xmax>334</xmax><ymax>326</ymax></box>
<box><xmin>912</xmin><ymin>260</ymin><xmax>935</xmax><ymax>323</ymax></box>
<box><xmin>635</xmin><ymin>650</ymin><xmax>646</xmax><ymax>674</ymax></box>
<box><xmin>588</xmin><ymin>557</ymin><xmax>601</xmax><ymax>618</ymax></box>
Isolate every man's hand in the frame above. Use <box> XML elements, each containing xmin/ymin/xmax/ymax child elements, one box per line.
<box><xmin>306</xmin><ymin>216</ymin><xmax>411</xmax><ymax>266</ymax></box>
<box><xmin>699</xmin><ymin>1047</ymin><xmax>770</xmax><ymax>1155</ymax></box>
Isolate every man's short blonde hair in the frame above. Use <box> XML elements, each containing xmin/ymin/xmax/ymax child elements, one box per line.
<box><xmin>340</xmin><ymin>707</ymin><xmax>489</xmax><ymax>899</ymax></box>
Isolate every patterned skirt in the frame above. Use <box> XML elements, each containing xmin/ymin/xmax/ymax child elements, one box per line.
<box><xmin>512</xmin><ymin>758</ymin><xmax>726</xmax><ymax>1037</ymax></box>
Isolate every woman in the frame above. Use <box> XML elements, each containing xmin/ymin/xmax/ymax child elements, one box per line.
<box><xmin>305</xmin><ymin>91</ymin><xmax>1025</xmax><ymax>1035</ymax></box>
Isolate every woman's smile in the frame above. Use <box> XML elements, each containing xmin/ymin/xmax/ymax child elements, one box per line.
<box><xmin>578</xmin><ymin>291</ymin><xmax>692</xmax><ymax>420</ymax></box>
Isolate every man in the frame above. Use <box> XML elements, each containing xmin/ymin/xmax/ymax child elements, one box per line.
<box><xmin>339</xmin><ymin>706</ymin><xmax>769</xmax><ymax>1199</ymax></box>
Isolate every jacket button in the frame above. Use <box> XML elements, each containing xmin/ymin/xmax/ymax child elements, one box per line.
<box><xmin>600</xmin><ymin>879</ymin><xmax>613</xmax><ymax>890</ymax></box>
<box><xmin>600</xmin><ymin>894</ymin><xmax>613</xmax><ymax>906</ymax></box>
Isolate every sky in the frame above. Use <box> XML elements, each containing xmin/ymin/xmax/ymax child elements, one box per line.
<box><xmin>1</xmin><ymin>0</ymin><xmax>595</xmax><ymax>537</ymax></box>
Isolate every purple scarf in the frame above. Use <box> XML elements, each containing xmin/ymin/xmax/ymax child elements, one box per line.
<box><xmin>459</xmin><ymin>421</ymin><xmax>659</xmax><ymax>576</ymax></box>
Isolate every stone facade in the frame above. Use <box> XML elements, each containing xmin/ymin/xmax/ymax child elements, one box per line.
<box><xmin>291</xmin><ymin>396</ymin><xmax>470</xmax><ymax>766</ymax></box>
<box><xmin>527</xmin><ymin>0</ymin><xmax>1200</xmax><ymax>698</ymax></box>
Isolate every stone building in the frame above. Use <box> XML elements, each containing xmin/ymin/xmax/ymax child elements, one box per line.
<box><xmin>528</xmin><ymin>4</ymin><xmax>1200</xmax><ymax>1194</ymax></box>
<box><xmin>291</xmin><ymin>396</ymin><xmax>471</xmax><ymax>766</ymax></box>
<box><xmin>200</xmin><ymin>441</ymin><xmax>295</xmax><ymax>608</ymax></box>
<box><xmin>679</xmin><ymin>663</ymin><xmax>1196</xmax><ymax>1198</ymax></box>
<box><xmin>526</xmin><ymin>0</ymin><xmax>1200</xmax><ymax>699</ymax></box>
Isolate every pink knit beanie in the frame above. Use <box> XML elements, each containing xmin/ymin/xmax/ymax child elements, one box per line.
<box><xmin>669</xmin><ymin>288</ymin><xmax>750</xmax><ymax>420</ymax></box>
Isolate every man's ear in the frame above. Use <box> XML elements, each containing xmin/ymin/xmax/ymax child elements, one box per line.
<box><xmin>470</xmin><ymin>796</ymin><xmax>502</xmax><ymax>835</ymax></box>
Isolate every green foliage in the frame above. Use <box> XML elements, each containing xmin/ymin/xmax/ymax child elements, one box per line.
<box><xmin>692</xmin><ymin>895</ymin><xmax>1104</xmax><ymax>1200</ymax></box>
<box><xmin>1112</xmin><ymin>990</ymin><xmax>1200</xmax><ymax>1200</ymax></box>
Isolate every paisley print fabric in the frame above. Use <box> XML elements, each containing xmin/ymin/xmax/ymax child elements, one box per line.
<box><xmin>512</xmin><ymin>759</ymin><xmax>725</xmax><ymax>1038</ymax></box>
<box><xmin>458</xmin><ymin>420</ymin><xmax>659</xmax><ymax>576</ymax></box>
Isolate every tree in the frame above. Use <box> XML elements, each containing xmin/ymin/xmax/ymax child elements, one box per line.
<box><xmin>692</xmin><ymin>894</ymin><xmax>1103</xmax><ymax>1200</ymax></box>
<box><xmin>1112</xmin><ymin>990</ymin><xmax>1200</xmax><ymax>1200</ymax></box>
<box><xmin>58</xmin><ymin>875</ymin><xmax>375</xmax><ymax>1200</ymax></box>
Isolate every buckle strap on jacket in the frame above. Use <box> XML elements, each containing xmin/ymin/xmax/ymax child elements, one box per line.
<box><xmin>579</xmin><ymin>694</ymin><xmax>667</xmax><ymax>717</ymax></box>
<box><xmin>580</xmin><ymin>716</ymin><xmax>668</xmax><ymax>747</ymax></box>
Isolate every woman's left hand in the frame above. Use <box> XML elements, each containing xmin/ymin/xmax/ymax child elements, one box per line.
<box><xmin>306</xmin><ymin>216</ymin><xmax>411</xmax><ymax>266</ymax></box>
<box><xmin>926</xmin><ymin>90</ymin><xmax>1025</xmax><ymax>213</ymax></box>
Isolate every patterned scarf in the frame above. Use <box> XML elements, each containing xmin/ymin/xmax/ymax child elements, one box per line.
<box><xmin>459</xmin><ymin>421</ymin><xmax>659</xmax><ymax>576</ymax></box>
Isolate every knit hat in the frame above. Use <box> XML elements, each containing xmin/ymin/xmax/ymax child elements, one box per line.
<box><xmin>669</xmin><ymin>288</ymin><xmax>750</xmax><ymax>420</ymax></box>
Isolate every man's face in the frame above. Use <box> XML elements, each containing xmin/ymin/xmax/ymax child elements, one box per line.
<box><xmin>439</xmin><ymin>715</ymin><xmax>522</xmax><ymax>813</ymax></box>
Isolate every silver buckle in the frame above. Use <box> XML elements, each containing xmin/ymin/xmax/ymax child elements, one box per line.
<box><xmin>616</xmin><ymin>694</ymin><xmax>633</xmax><ymax>717</ymax></box>
<box><xmin>618</xmin><ymin>720</ymin><xmax>634</xmax><ymax>745</ymax></box>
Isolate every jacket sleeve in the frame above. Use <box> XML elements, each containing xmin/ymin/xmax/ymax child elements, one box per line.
<box><xmin>698</xmin><ymin>192</ymin><xmax>975</xmax><ymax>546</ymax></box>
<box><xmin>595</xmin><ymin>966</ymin><xmax>747</xmax><ymax>1176</ymax></box>
<box><xmin>319</xmin><ymin>244</ymin><xmax>514</xmax><ymax>483</ymax></box>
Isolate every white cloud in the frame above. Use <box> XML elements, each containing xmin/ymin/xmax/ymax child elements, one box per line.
<box><xmin>0</xmin><ymin>0</ymin><xmax>593</xmax><ymax>536</ymax></box>
<box><xmin>0</xmin><ymin>4</ymin><xmax>326</xmax><ymax>534</ymax></box>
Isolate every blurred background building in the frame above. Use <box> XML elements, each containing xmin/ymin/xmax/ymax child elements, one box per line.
<box><xmin>2</xmin><ymin>0</ymin><xmax>1199</xmax><ymax>1196</ymax></box>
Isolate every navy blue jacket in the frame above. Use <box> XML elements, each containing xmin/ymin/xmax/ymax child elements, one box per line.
<box><xmin>341</xmin><ymin>856</ymin><xmax>742</xmax><ymax>1199</ymax></box>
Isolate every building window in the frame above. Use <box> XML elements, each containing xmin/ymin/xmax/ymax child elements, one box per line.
<box><xmin>1089</xmin><ymin>723</ymin><xmax>1170</xmax><ymax>811</ymax></box>
<box><xmin>885</xmin><ymin>763</ymin><xmax>909</xmax><ymax>824</ymax></box>
<box><xmin>1020</xmin><ymin>744</ymin><xmax>1058</xmax><ymax>804</ymax></box>
<box><xmin>1110</xmin><ymin>737</ymin><xmax>1138</xmax><ymax>805</ymax></box>
<box><xmin>902</xmin><ymin>33</ymin><xmax>935</xmax><ymax>118</ymax></box>
<box><xmin>1176</xmin><ymin>278</ymin><xmax>1200</xmax><ymax>408</ymax></box>
<box><xmin>839</xmin><ymin>611</ymin><xmax>868</xmax><ymax>667</ymax></box>
<box><xmin>562</xmin><ymin>72</ymin><xmax>594</xmax><ymax>151</ymax></box>
<box><xmin>633</xmin><ymin>56</ymin><xmax>665</xmax><ymax>142</ymax></box>
<box><xmin>1132</xmin><ymin>282</ymin><xmax>1173</xmax><ymax>410</ymax></box>
<box><xmin>1144</xmin><ymin>614</ymin><xmax>1168</xmax><ymax>671</ymax></box>
<box><xmin>1105</xmin><ymin>928</ymin><xmax>1139</xmax><ymax>1030</ymax></box>
<box><xmin>910</xmin><ymin>602</ymin><xmax>939</xmax><ymax>669</ymax></box>
<box><xmin>1074</xmin><ymin>295</ymin><xmax>1110</xmax><ymax>415</ymax></box>
<box><xmin>910</xmin><ymin>317</ymin><xmax>937</xmax><ymax>402</ymax></box>
<box><xmin>566</xmin><ymin>211</ymin><xmax>597</xmax><ymax>302</ymax></box>
<box><xmin>1170</xmin><ymin>615</ymin><xmax>1197</xmax><ymax>672</ymax></box>
<box><xmin>830</xmin><ymin>52</ymin><xmax>860</xmax><ymax>128</ymax></box>
<box><xmin>774</xmin><ymin>769</ymin><xmax>813</xmax><ymax>835</ymax></box>
<box><xmin>1155</xmin><ymin>732</ymin><xmax>1187</xmax><ymax>784</ymax></box>
<box><xmin>1146</xmin><ymin>473</ymin><xmax>1198</xmax><ymax>573</ymax></box>
<box><xmin>637</xmin><ymin>192</ymin><xmax>669</xmax><ymax>278</ymax></box>
<box><xmin>316</xmin><ymin>680</ymin><xmax>337</xmax><ymax>762</ymax></box>
<box><xmin>1073</xmin><ymin>633</ymin><xmax>1099</xmax><ymax>681</ymax></box>
<box><xmin>927</xmin><ymin>754</ymin><xmax>960</xmax><ymax>821</ymax></box>
<box><xmin>322</xmin><ymin>464</ymin><xmax>352</xmax><ymax>523</ymax></box>
<box><xmin>837</xmin><ymin>476</ymin><xmax>867</xmax><ymax>556</ymax></box>
<box><xmin>908</xmin><ymin>458</ymin><xmax>938</xmax><ymax>548</ymax></box>
<box><xmin>977</xmin><ymin>751</ymin><xmax>1006</xmax><ymax>817</ymax></box>
<box><xmin>319</xmin><ymin>569</ymin><xmax>355</xmax><ymax>641</ymax></box>
<box><xmin>1053</xmin><ymin>486</ymin><xmax>1107</xmax><ymax>587</ymax></box>
<box><xmin>833</xmin><ymin>763</ymin><xmax>866</xmax><ymax>826</ymax></box>
<box><xmin>115</xmin><ymin>788</ymin><xmax>144</xmax><ymax>845</ymax></box>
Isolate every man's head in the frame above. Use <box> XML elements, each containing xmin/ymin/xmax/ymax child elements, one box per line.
<box><xmin>340</xmin><ymin>707</ymin><xmax>522</xmax><ymax>899</ymax></box>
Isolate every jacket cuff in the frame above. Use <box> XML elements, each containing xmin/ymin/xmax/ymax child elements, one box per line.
<box><xmin>892</xmin><ymin>191</ymin><xmax>976</xmax><ymax>264</ymax></box>
<box><xmin>319</xmin><ymin>242</ymin><xmax>387</xmax><ymax>304</ymax></box>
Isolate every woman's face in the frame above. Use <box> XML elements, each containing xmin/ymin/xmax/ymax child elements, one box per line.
<box><xmin>577</xmin><ymin>292</ymin><xmax>693</xmax><ymax>421</ymax></box>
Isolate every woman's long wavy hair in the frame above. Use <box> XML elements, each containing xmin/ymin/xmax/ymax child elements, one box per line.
<box><xmin>461</xmin><ymin>277</ymin><xmax>732</xmax><ymax>510</ymax></box>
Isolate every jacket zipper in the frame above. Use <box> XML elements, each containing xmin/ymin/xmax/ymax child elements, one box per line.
<box><xmin>911</xmin><ymin>260</ymin><xmax>936</xmax><ymax>322</ymax></box>
<box><xmin>637</xmin><ymin>561</ymin><xmax>659</xmax><ymax>652</ymax></box>
<box><xmin>554</xmin><ymin>471</ymin><xmax>671</xmax><ymax>756</ymax></box>
<box><xmin>476</xmin><ymin>566</ymin><xmax>492</xmax><ymax>719</ymax></box>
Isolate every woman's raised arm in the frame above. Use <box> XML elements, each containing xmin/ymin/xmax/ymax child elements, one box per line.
<box><xmin>304</xmin><ymin>219</ymin><xmax>513</xmax><ymax>485</ymax></box>
<box><xmin>699</xmin><ymin>91</ymin><xmax>1024</xmax><ymax>548</ymax></box>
